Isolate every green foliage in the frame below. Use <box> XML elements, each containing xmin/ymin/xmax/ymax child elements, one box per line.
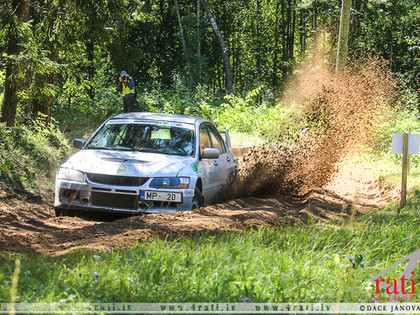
<box><xmin>0</xmin><ymin>70</ymin><xmax>3</xmax><ymax>104</ymax></box>
<box><xmin>135</xmin><ymin>77</ymin><xmax>226</xmax><ymax>118</ymax></box>
<box><xmin>362</xmin><ymin>91</ymin><xmax>420</xmax><ymax>185</ymax></box>
<box><xmin>54</xmin><ymin>76</ymin><xmax>121</xmax><ymax>127</ymax></box>
<box><xmin>133</xmin><ymin>83</ymin><xmax>303</xmax><ymax>146</ymax></box>
<box><xmin>349</xmin><ymin>0</ymin><xmax>420</xmax><ymax>95</ymax></box>
<box><xmin>1</xmin><ymin>204</ymin><xmax>419</xmax><ymax>303</ymax></box>
<box><xmin>213</xmin><ymin>87</ymin><xmax>302</xmax><ymax>144</ymax></box>
<box><xmin>0</xmin><ymin>117</ymin><xmax>69</xmax><ymax>194</ymax></box>
<box><xmin>374</xmin><ymin>106</ymin><xmax>420</xmax><ymax>155</ymax></box>
<box><xmin>54</xmin><ymin>50</ymin><xmax>123</xmax><ymax>127</ymax></box>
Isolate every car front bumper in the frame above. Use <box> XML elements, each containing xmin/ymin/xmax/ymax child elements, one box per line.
<box><xmin>54</xmin><ymin>179</ymin><xmax>194</xmax><ymax>214</ymax></box>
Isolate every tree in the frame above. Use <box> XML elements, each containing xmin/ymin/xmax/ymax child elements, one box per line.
<box><xmin>196</xmin><ymin>0</ymin><xmax>202</xmax><ymax>82</ymax></box>
<box><xmin>200</xmin><ymin>0</ymin><xmax>234</xmax><ymax>94</ymax></box>
<box><xmin>1</xmin><ymin>0</ymin><xmax>28</xmax><ymax>127</ymax></box>
<box><xmin>175</xmin><ymin>0</ymin><xmax>194</xmax><ymax>82</ymax></box>
<box><xmin>336</xmin><ymin>0</ymin><xmax>352</xmax><ymax>73</ymax></box>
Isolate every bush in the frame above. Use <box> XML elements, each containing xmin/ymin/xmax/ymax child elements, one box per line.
<box><xmin>136</xmin><ymin>78</ymin><xmax>225</xmax><ymax>119</ymax></box>
<box><xmin>54</xmin><ymin>77</ymin><xmax>122</xmax><ymax>127</ymax></box>
<box><xmin>213</xmin><ymin>87</ymin><xmax>302</xmax><ymax>144</ymax></box>
<box><xmin>0</xmin><ymin>117</ymin><xmax>69</xmax><ymax>194</ymax></box>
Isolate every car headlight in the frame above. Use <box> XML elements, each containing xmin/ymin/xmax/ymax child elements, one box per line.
<box><xmin>57</xmin><ymin>168</ymin><xmax>85</xmax><ymax>183</ymax></box>
<box><xmin>150</xmin><ymin>177</ymin><xmax>190</xmax><ymax>189</ymax></box>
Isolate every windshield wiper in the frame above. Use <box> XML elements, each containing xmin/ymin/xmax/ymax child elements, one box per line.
<box><xmin>135</xmin><ymin>148</ymin><xmax>187</xmax><ymax>156</ymax></box>
<box><xmin>87</xmin><ymin>146</ymin><xmax>112</xmax><ymax>150</ymax></box>
<box><xmin>135</xmin><ymin>148</ymin><xmax>163</xmax><ymax>154</ymax></box>
<box><xmin>116</xmin><ymin>147</ymin><xmax>134</xmax><ymax>151</ymax></box>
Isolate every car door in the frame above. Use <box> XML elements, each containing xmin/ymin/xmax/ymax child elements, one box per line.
<box><xmin>199</xmin><ymin>123</ymin><xmax>224</xmax><ymax>203</ymax></box>
<box><xmin>206</xmin><ymin>124</ymin><xmax>235</xmax><ymax>187</ymax></box>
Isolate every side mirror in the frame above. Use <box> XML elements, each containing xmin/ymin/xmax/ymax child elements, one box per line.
<box><xmin>73</xmin><ymin>139</ymin><xmax>86</xmax><ymax>150</ymax></box>
<box><xmin>202</xmin><ymin>148</ymin><xmax>220</xmax><ymax>159</ymax></box>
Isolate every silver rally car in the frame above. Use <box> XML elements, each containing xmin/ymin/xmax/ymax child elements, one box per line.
<box><xmin>54</xmin><ymin>112</ymin><xmax>237</xmax><ymax>215</ymax></box>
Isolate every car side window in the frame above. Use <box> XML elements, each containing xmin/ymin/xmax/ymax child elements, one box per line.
<box><xmin>199</xmin><ymin>124</ymin><xmax>212</xmax><ymax>155</ymax></box>
<box><xmin>207</xmin><ymin>124</ymin><xmax>226</xmax><ymax>153</ymax></box>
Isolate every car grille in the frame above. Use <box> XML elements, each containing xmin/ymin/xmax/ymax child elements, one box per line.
<box><xmin>91</xmin><ymin>192</ymin><xmax>138</xmax><ymax>210</ymax></box>
<box><xmin>87</xmin><ymin>173</ymin><xmax>149</xmax><ymax>186</ymax></box>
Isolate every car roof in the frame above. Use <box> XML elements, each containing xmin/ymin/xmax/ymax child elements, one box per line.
<box><xmin>110</xmin><ymin>112</ymin><xmax>207</xmax><ymax>125</ymax></box>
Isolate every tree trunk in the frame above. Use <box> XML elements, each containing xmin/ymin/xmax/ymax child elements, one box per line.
<box><xmin>288</xmin><ymin>0</ymin><xmax>296</xmax><ymax>76</ymax></box>
<box><xmin>200</xmin><ymin>0</ymin><xmax>234</xmax><ymax>94</ymax></box>
<box><xmin>31</xmin><ymin>0</ymin><xmax>59</xmax><ymax>123</ymax></box>
<box><xmin>389</xmin><ymin>33</ymin><xmax>393</xmax><ymax>72</ymax></box>
<box><xmin>175</xmin><ymin>0</ymin><xmax>194</xmax><ymax>82</ymax></box>
<box><xmin>256</xmin><ymin>0</ymin><xmax>261</xmax><ymax>82</ymax></box>
<box><xmin>197</xmin><ymin>0</ymin><xmax>202</xmax><ymax>82</ymax></box>
<box><xmin>272</xmin><ymin>1</ymin><xmax>280</xmax><ymax>87</ymax></box>
<box><xmin>336</xmin><ymin>0</ymin><xmax>352</xmax><ymax>73</ymax></box>
<box><xmin>86</xmin><ymin>41</ymin><xmax>96</xmax><ymax>100</ymax></box>
<box><xmin>286</xmin><ymin>0</ymin><xmax>293</xmax><ymax>77</ymax></box>
<box><xmin>1</xmin><ymin>0</ymin><xmax>28</xmax><ymax>127</ymax></box>
<box><xmin>313</xmin><ymin>0</ymin><xmax>318</xmax><ymax>30</ymax></box>
<box><xmin>281</xmin><ymin>0</ymin><xmax>288</xmax><ymax>82</ymax></box>
<box><xmin>300</xmin><ymin>7</ymin><xmax>306</xmax><ymax>58</ymax></box>
<box><xmin>236</xmin><ymin>37</ymin><xmax>242</xmax><ymax>90</ymax></box>
<box><xmin>217</xmin><ymin>55</ymin><xmax>221</xmax><ymax>90</ymax></box>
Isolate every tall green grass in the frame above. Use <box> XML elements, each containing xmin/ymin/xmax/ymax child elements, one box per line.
<box><xmin>1</xmin><ymin>202</ymin><xmax>419</xmax><ymax>303</ymax></box>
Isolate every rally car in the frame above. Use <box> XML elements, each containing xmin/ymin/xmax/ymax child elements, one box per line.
<box><xmin>54</xmin><ymin>112</ymin><xmax>237</xmax><ymax>215</ymax></box>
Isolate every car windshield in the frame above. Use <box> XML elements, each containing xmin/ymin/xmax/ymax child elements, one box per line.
<box><xmin>87</xmin><ymin>121</ymin><xmax>195</xmax><ymax>156</ymax></box>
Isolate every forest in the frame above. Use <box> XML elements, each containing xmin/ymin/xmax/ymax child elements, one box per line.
<box><xmin>0</xmin><ymin>0</ymin><xmax>418</xmax><ymax>128</ymax></box>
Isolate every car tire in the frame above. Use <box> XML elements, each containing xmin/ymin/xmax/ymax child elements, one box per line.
<box><xmin>54</xmin><ymin>208</ymin><xmax>75</xmax><ymax>217</ymax></box>
<box><xmin>191</xmin><ymin>187</ymin><xmax>203</xmax><ymax>210</ymax></box>
<box><xmin>54</xmin><ymin>208</ymin><xmax>65</xmax><ymax>217</ymax></box>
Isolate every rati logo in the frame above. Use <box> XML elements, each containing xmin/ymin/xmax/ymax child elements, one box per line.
<box><xmin>371</xmin><ymin>251</ymin><xmax>419</xmax><ymax>302</ymax></box>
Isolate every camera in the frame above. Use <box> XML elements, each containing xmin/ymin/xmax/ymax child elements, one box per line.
<box><xmin>121</xmin><ymin>76</ymin><xmax>127</xmax><ymax>80</ymax></box>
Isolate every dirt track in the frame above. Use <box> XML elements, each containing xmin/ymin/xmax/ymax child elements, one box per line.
<box><xmin>0</xmin><ymin>155</ymin><xmax>398</xmax><ymax>256</ymax></box>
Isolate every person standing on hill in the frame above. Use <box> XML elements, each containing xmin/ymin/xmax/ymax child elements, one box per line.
<box><xmin>117</xmin><ymin>71</ymin><xmax>136</xmax><ymax>113</ymax></box>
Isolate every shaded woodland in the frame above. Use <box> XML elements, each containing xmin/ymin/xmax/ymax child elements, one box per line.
<box><xmin>0</xmin><ymin>0</ymin><xmax>418</xmax><ymax>126</ymax></box>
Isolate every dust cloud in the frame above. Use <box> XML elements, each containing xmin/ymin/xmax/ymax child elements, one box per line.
<box><xmin>235</xmin><ymin>34</ymin><xmax>399</xmax><ymax>197</ymax></box>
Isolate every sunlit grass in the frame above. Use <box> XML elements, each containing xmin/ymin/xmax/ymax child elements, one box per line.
<box><xmin>362</xmin><ymin>151</ymin><xmax>420</xmax><ymax>188</ymax></box>
<box><xmin>229</xmin><ymin>131</ymin><xmax>266</xmax><ymax>147</ymax></box>
<box><xmin>1</xmin><ymin>203</ymin><xmax>419</xmax><ymax>304</ymax></box>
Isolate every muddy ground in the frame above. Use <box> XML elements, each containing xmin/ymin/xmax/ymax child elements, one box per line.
<box><xmin>0</xmin><ymin>154</ymin><xmax>398</xmax><ymax>257</ymax></box>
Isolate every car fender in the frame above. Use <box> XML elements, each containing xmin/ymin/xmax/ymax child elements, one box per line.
<box><xmin>177</xmin><ymin>164</ymin><xmax>200</xmax><ymax>189</ymax></box>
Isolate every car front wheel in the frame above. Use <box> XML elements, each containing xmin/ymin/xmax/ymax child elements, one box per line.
<box><xmin>191</xmin><ymin>187</ymin><xmax>203</xmax><ymax>210</ymax></box>
<box><xmin>54</xmin><ymin>208</ymin><xmax>76</xmax><ymax>217</ymax></box>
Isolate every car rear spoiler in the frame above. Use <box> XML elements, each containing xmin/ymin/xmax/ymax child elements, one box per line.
<box><xmin>219</xmin><ymin>130</ymin><xmax>232</xmax><ymax>148</ymax></box>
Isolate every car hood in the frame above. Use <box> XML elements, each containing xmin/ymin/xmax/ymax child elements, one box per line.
<box><xmin>61</xmin><ymin>149</ymin><xmax>195</xmax><ymax>177</ymax></box>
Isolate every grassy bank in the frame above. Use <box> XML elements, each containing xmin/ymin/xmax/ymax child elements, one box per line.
<box><xmin>1</xmin><ymin>202</ymin><xmax>419</xmax><ymax>304</ymax></box>
<box><xmin>0</xmin><ymin>118</ymin><xmax>69</xmax><ymax>195</ymax></box>
<box><xmin>361</xmin><ymin>104</ymin><xmax>420</xmax><ymax>188</ymax></box>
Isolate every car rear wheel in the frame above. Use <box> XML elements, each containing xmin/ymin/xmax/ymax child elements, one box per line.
<box><xmin>191</xmin><ymin>187</ymin><xmax>203</xmax><ymax>210</ymax></box>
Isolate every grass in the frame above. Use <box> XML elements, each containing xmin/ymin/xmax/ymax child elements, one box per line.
<box><xmin>0</xmin><ymin>119</ymin><xmax>69</xmax><ymax>195</ymax></box>
<box><xmin>1</xmin><ymin>202</ymin><xmax>419</xmax><ymax>304</ymax></box>
<box><xmin>229</xmin><ymin>131</ymin><xmax>266</xmax><ymax>147</ymax></box>
<box><xmin>362</xmin><ymin>150</ymin><xmax>420</xmax><ymax>188</ymax></box>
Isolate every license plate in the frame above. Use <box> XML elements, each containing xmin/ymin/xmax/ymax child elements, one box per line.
<box><xmin>140</xmin><ymin>191</ymin><xmax>182</xmax><ymax>202</ymax></box>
